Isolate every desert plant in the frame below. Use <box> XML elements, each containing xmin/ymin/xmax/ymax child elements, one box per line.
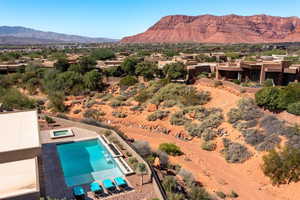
<box><xmin>147</xmin><ymin>110</ymin><xmax>170</xmax><ymax>121</ymax></box>
<box><xmin>159</xmin><ymin>143</ymin><xmax>183</xmax><ymax>156</ymax></box>
<box><xmin>221</xmin><ymin>138</ymin><xmax>252</xmax><ymax>163</ymax></box>
<box><xmin>201</xmin><ymin>141</ymin><xmax>217</xmax><ymax>151</ymax></box>
<box><xmin>112</xmin><ymin>111</ymin><xmax>127</xmax><ymax>118</ymax></box>
<box><xmin>133</xmin><ymin>140</ymin><xmax>152</xmax><ymax>157</ymax></box>
<box><xmin>287</xmin><ymin>101</ymin><xmax>300</xmax><ymax>116</ymax></box>
<box><xmin>170</xmin><ymin>111</ymin><xmax>190</xmax><ymax>126</ymax></box>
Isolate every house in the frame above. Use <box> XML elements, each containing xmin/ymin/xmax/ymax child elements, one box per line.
<box><xmin>0</xmin><ymin>111</ymin><xmax>41</xmax><ymax>200</ymax></box>
<box><xmin>215</xmin><ymin>60</ymin><xmax>299</xmax><ymax>85</ymax></box>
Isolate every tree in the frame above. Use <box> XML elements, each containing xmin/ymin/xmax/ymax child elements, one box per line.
<box><xmin>48</xmin><ymin>91</ymin><xmax>66</xmax><ymax>112</ymax></box>
<box><xmin>56</xmin><ymin>71</ymin><xmax>84</xmax><ymax>95</ymax></box>
<box><xmin>121</xmin><ymin>56</ymin><xmax>139</xmax><ymax>75</ymax></box>
<box><xmin>78</xmin><ymin>56</ymin><xmax>97</xmax><ymax>73</ymax></box>
<box><xmin>54</xmin><ymin>58</ymin><xmax>70</xmax><ymax>72</ymax></box>
<box><xmin>163</xmin><ymin>62</ymin><xmax>187</xmax><ymax>80</ymax></box>
<box><xmin>136</xmin><ymin>163</ymin><xmax>147</xmax><ymax>185</ymax></box>
<box><xmin>135</xmin><ymin>61</ymin><xmax>158</xmax><ymax>81</ymax></box>
<box><xmin>83</xmin><ymin>69</ymin><xmax>103</xmax><ymax>91</ymax></box>
<box><xmin>255</xmin><ymin>87</ymin><xmax>282</xmax><ymax>110</ymax></box>
<box><xmin>262</xmin><ymin>147</ymin><xmax>300</xmax><ymax>185</ymax></box>
<box><xmin>91</xmin><ymin>48</ymin><xmax>115</xmax><ymax>60</ymax></box>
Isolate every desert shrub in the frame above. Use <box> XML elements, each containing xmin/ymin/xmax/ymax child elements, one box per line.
<box><xmin>188</xmin><ymin>186</ymin><xmax>212</xmax><ymax>200</ymax></box>
<box><xmin>228</xmin><ymin>98</ymin><xmax>262</xmax><ymax>123</ymax></box>
<box><xmin>170</xmin><ymin>111</ymin><xmax>190</xmax><ymax>126</ymax></box>
<box><xmin>56</xmin><ymin>113</ymin><xmax>69</xmax><ymax>119</ymax></box>
<box><xmin>127</xmin><ymin>157</ymin><xmax>139</xmax><ymax>170</ymax></box>
<box><xmin>232</xmin><ymin>79</ymin><xmax>240</xmax><ymax>85</ymax></box>
<box><xmin>214</xmin><ymin>80</ymin><xmax>223</xmax><ymax>87</ymax></box>
<box><xmin>162</xmin><ymin>99</ymin><xmax>177</xmax><ymax>108</ymax></box>
<box><xmin>263</xmin><ymin>79</ymin><xmax>274</xmax><ymax>87</ymax></box>
<box><xmin>262</xmin><ymin>147</ymin><xmax>300</xmax><ymax>185</ymax></box>
<box><xmin>284</xmin><ymin>125</ymin><xmax>300</xmax><ymax>149</ymax></box>
<box><xmin>159</xmin><ymin>143</ymin><xmax>183</xmax><ymax>156</ymax></box>
<box><xmin>162</xmin><ymin>176</ymin><xmax>178</xmax><ymax>193</ymax></box>
<box><xmin>242</xmin><ymin>129</ymin><xmax>265</xmax><ymax>146</ymax></box>
<box><xmin>85</xmin><ymin>99</ymin><xmax>96</xmax><ymax>108</ymax></box>
<box><xmin>130</xmin><ymin>105</ymin><xmax>144</xmax><ymax>111</ymax></box>
<box><xmin>147</xmin><ymin>110</ymin><xmax>170</xmax><ymax>121</ymax></box>
<box><xmin>222</xmin><ymin>138</ymin><xmax>252</xmax><ymax>163</ymax></box>
<box><xmin>119</xmin><ymin>75</ymin><xmax>138</xmax><ymax>87</ymax></box>
<box><xmin>185</xmin><ymin>123</ymin><xmax>202</xmax><ymax>137</ymax></box>
<box><xmin>228</xmin><ymin>190</ymin><xmax>239</xmax><ymax>198</ymax></box>
<box><xmin>109</xmin><ymin>100</ymin><xmax>125</xmax><ymax>107</ymax></box>
<box><xmin>255</xmin><ymin>134</ymin><xmax>281</xmax><ymax>151</ymax></box>
<box><xmin>201</xmin><ymin>141</ymin><xmax>216</xmax><ymax>151</ymax></box>
<box><xmin>227</xmin><ymin>108</ymin><xmax>242</xmax><ymax>124</ymax></box>
<box><xmin>101</xmin><ymin>93</ymin><xmax>113</xmax><ymax>101</ymax></box>
<box><xmin>201</xmin><ymin>129</ymin><xmax>218</xmax><ymax>141</ymax></box>
<box><xmin>133</xmin><ymin>140</ymin><xmax>152</xmax><ymax>157</ymax></box>
<box><xmin>287</xmin><ymin>101</ymin><xmax>300</xmax><ymax>116</ymax></box>
<box><xmin>112</xmin><ymin>111</ymin><xmax>127</xmax><ymax>118</ymax></box>
<box><xmin>157</xmin><ymin>150</ymin><xmax>169</xmax><ymax>168</ymax></box>
<box><xmin>44</xmin><ymin>115</ymin><xmax>55</xmax><ymax>124</ymax></box>
<box><xmin>73</xmin><ymin>109</ymin><xmax>81</xmax><ymax>114</ymax></box>
<box><xmin>259</xmin><ymin>115</ymin><xmax>285</xmax><ymax>135</ymax></box>
<box><xmin>114</xmin><ymin>95</ymin><xmax>128</xmax><ymax>101</ymax></box>
<box><xmin>150</xmin><ymin>83</ymin><xmax>210</xmax><ymax>106</ymax></box>
<box><xmin>0</xmin><ymin>88</ymin><xmax>36</xmax><ymax>110</ymax></box>
<box><xmin>216</xmin><ymin>191</ymin><xmax>226</xmax><ymax>199</ymax></box>
<box><xmin>83</xmin><ymin>109</ymin><xmax>105</xmax><ymax>121</ymax></box>
<box><xmin>178</xmin><ymin>168</ymin><xmax>195</xmax><ymax>187</ymax></box>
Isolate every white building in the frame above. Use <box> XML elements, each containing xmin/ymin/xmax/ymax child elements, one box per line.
<box><xmin>0</xmin><ymin>111</ymin><xmax>41</xmax><ymax>200</ymax></box>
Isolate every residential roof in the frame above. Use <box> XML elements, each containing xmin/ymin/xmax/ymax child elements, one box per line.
<box><xmin>0</xmin><ymin>110</ymin><xmax>40</xmax><ymax>153</ymax></box>
<box><xmin>0</xmin><ymin>158</ymin><xmax>39</xmax><ymax>199</ymax></box>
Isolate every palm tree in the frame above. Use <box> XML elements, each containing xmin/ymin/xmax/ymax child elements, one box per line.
<box><xmin>137</xmin><ymin>163</ymin><xmax>147</xmax><ymax>185</ymax></box>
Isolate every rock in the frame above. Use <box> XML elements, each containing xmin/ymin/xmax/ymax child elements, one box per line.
<box><xmin>121</xmin><ymin>14</ymin><xmax>300</xmax><ymax>43</ymax></box>
<box><xmin>147</xmin><ymin>104</ymin><xmax>158</xmax><ymax>112</ymax></box>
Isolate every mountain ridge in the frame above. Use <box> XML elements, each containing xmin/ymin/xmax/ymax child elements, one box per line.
<box><xmin>0</xmin><ymin>26</ymin><xmax>118</xmax><ymax>44</ymax></box>
<box><xmin>121</xmin><ymin>14</ymin><xmax>300</xmax><ymax>44</ymax></box>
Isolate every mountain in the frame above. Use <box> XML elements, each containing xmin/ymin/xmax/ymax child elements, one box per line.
<box><xmin>0</xmin><ymin>26</ymin><xmax>117</xmax><ymax>44</ymax></box>
<box><xmin>121</xmin><ymin>14</ymin><xmax>300</xmax><ymax>44</ymax></box>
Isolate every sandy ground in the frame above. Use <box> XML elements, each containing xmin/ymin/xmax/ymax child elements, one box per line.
<box><xmin>63</xmin><ymin>84</ymin><xmax>300</xmax><ymax>200</ymax></box>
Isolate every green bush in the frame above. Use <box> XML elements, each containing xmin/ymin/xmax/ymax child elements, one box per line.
<box><xmin>170</xmin><ymin>111</ymin><xmax>190</xmax><ymax>126</ymax></box>
<box><xmin>287</xmin><ymin>101</ymin><xmax>300</xmax><ymax>116</ymax></box>
<box><xmin>147</xmin><ymin>110</ymin><xmax>169</xmax><ymax>121</ymax></box>
<box><xmin>0</xmin><ymin>88</ymin><xmax>36</xmax><ymax>110</ymax></box>
<box><xmin>112</xmin><ymin>111</ymin><xmax>127</xmax><ymax>118</ymax></box>
<box><xmin>119</xmin><ymin>75</ymin><xmax>138</xmax><ymax>87</ymax></box>
<box><xmin>215</xmin><ymin>191</ymin><xmax>226</xmax><ymax>199</ymax></box>
<box><xmin>262</xmin><ymin>147</ymin><xmax>300</xmax><ymax>185</ymax></box>
<box><xmin>159</xmin><ymin>143</ymin><xmax>183</xmax><ymax>156</ymax></box>
<box><xmin>201</xmin><ymin>141</ymin><xmax>216</xmax><ymax>151</ymax></box>
<box><xmin>255</xmin><ymin>87</ymin><xmax>282</xmax><ymax>110</ymax></box>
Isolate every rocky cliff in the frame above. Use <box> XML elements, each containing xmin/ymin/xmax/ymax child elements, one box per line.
<box><xmin>121</xmin><ymin>14</ymin><xmax>300</xmax><ymax>43</ymax></box>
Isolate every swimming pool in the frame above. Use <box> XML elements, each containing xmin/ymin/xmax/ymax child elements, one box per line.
<box><xmin>56</xmin><ymin>139</ymin><xmax>123</xmax><ymax>187</ymax></box>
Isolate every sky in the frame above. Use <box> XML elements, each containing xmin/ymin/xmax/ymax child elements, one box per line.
<box><xmin>0</xmin><ymin>0</ymin><xmax>300</xmax><ymax>39</ymax></box>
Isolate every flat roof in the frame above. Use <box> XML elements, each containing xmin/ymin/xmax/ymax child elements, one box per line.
<box><xmin>0</xmin><ymin>111</ymin><xmax>40</xmax><ymax>152</ymax></box>
<box><xmin>0</xmin><ymin>158</ymin><xmax>39</xmax><ymax>199</ymax></box>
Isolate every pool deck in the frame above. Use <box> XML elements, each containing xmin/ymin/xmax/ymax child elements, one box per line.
<box><xmin>39</xmin><ymin>119</ymin><xmax>158</xmax><ymax>200</ymax></box>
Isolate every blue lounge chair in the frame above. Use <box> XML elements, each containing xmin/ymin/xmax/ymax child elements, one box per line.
<box><xmin>90</xmin><ymin>182</ymin><xmax>104</xmax><ymax>198</ymax></box>
<box><xmin>114</xmin><ymin>177</ymin><xmax>128</xmax><ymax>189</ymax></box>
<box><xmin>72</xmin><ymin>186</ymin><xmax>85</xmax><ymax>200</ymax></box>
<box><xmin>103</xmin><ymin>179</ymin><xmax>117</xmax><ymax>194</ymax></box>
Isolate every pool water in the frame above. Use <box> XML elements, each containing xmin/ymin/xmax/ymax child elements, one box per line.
<box><xmin>57</xmin><ymin>139</ymin><xmax>123</xmax><ymax>187</ymax></box>
<box><xmin>53</xmin><ymin>130</ymin><xmax>69</xmax><ymax>136</ymax></box>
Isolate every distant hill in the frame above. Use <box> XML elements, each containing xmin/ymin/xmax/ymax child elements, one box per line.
<box><xmin>0</xmin><ymin>26</ymin><xmax>117</xmax><ymax>44</ymax></box>
<box><xmin>121</xmin><ymin>14</ymin><xmax>300</xmax><ymax>44</ymax></box>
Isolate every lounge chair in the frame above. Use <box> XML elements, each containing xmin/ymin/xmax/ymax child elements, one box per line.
<box><xmin>114</xmin><ymin>177</ymin><xmax>130</xmax><ymax>190</ymax></box>
<box><xmin>102</xmin><ymin>179</ymin><xmax>117</xmax><ymax>194</ymax></box>
<box><xmin>90</xmin><ymin>182</ymin><xmax>104</xmax><ymax>198</ymax></box>
<box><xmin>72</xmin><ymin>186</ymin><xmax>85</xmax><ymax>200</ymax></box>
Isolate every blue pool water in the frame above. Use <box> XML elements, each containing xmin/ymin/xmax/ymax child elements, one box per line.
<box><xmin>57</xmin><ymin>139</ymin><xmax>123</xmax><ymax>187</ymax></box>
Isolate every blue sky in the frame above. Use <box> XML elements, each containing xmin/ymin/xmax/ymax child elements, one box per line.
<box><xmin>0</xmin><ymin>0</ymin><xmax>299</xmax><ymax>39</ymax></box>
